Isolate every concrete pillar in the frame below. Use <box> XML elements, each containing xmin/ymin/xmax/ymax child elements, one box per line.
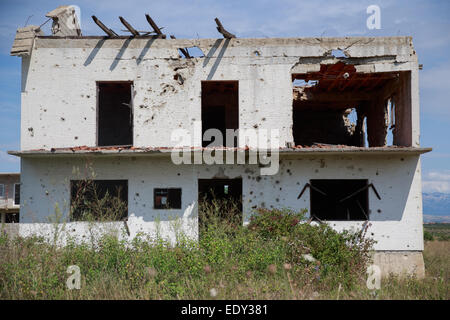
<box><xmin>367</xmin><ymin>98</ymin><xmax>388</xmax><ymax>147</ymax></box>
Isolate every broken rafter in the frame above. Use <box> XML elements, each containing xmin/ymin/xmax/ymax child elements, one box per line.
<box><xmin>214</xmin><ymin>18</ymin><xmax>235</xmax><ymax>39</ymax></box>
<box><xmin>294</xmin><ymin>89</ymin><xmax>378</xmax><ymax>102</ymax></box>
<box><xmin>92</xmin><ymin>16</ymin><xmax>118</xmax><ymax>37</ymax></box>
<box><xmin>170</xmin><ymin>35</ymin><xmax>191</xmax><ymax>58</ymax></box>
<box><xmin>119</xmin><ymin>16</ymin><xmax>139</xmax><ymax>37</ymax></box>
<box><xmin>145</xmin><ymin>14</ymin><xmax>166</xmax><ymax>38</ymax></box>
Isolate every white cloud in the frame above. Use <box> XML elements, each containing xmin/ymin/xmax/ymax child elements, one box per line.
<box><xmin>422</xmin><ymin>181</ymin><xmax>450</xmax><ymax>193</ymax></box>
<box><xmin>422</xmin><ymin>170</ymin><xmax>450</xmax><ymax>192</ymax></box>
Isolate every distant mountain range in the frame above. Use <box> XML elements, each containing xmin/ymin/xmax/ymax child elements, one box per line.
<box><xmin>422</xmin><ymin>192</ymin><xmax>450</xmax><ymax>223</ymax></box>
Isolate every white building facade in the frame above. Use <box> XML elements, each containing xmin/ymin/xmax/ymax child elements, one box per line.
<box><xmin>10</xmin><ymin>25</ymin><xmax>430</xmax><ymax>276</ymax></box>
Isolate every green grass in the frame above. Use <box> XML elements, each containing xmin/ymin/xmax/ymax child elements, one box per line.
<box><xmin>0</xmin><ymin>210</ymin><xmax>448</xmax><ymax>300</ymax></box>
<box><xmin>424</xmin><ymin>223</ymin><xmax>450</xmax><ymax>241</ymax></box>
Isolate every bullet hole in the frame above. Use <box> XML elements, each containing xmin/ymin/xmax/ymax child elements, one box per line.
<box><xmin>84</xmin><ymin>117</ymin><xmax>87</xmax><ymax>120</ymax></box>
<box><xmin>253</xmin><ymin>124</ymin><xmax>258</xmax><ymax>129</ymax></box>
<box><xmin>177</xmin><ymin>173</ymin><xmax>181</xmax><ymax>176</ymax></box>
<box><xmin>279</xmin><ymin>187</ymin><xmax>282</xmax><ymax>190</ymax></box>
<box><xmin>320</xmin><ymin>159</ymin><xmax>326</xmax><ymax>168</ymax></box>
<box><xmin>261</xmin><ymin>117</ymin><xmax>266</xmax><ymax>121</ymax></box>
<box><xmin>249</xmin><ymin>191</ymin><xmax>253</xmax><ymax>195</ymax></box>
<box><xmin>174</xmin><ymin>73</ymin><xmax>184</xmax><ymax>85</ymax></box>
<box><xmin>254</xmin><ymin>50</ymin><xmax>261</xmax><ymax>56</ymax></box>
<box><xmin>276</xmin><ymin>198</ymin><xmax>279</xmax><ymax>202</ymax></box>
<box><xmin>28</xmin><ymin>127</ymin><xmax>34</xmax><ymax>137</ymax></box>
<box><xmin>275</xmin><ymin>180</ymin><xmax>279</xmax><ymax>184</ymax></box>
<box><xmin>74</xmin><ymin>136</ymin><xmax>78</xmax><ymax>140</ymax></box>
<box><xmin>377</xmin><ymin>209</ymin><xmax>382</xmax><ymax>213</ymax></box>
<box><xmin>315</xmin><ymin>169</ymin><xmax>319</xmax><ymax>173</ymax></box>
<box><xmin>251</xmin><ymin>205</ymin><xmax>257</xmax><ymax>209</ymax></box>
<box><xmin>86</xmin><ymin>95</ymin><xmax>90</xmax><ymax>98</ymax></box>
<box><xmin>371</xmin><ymin>233</ymin><xmax>374</xmax><ymax>236</ymax></box>
<box><xmin>400</xmin><ymin>158</ymin><xmax>404</xmax><ymax>161</ymax></box>
<box><xmin>136</xmin><ymin>193</ymin><xmax>140</xmax><ymax>197</ymax></box>
<box><xmin>256</xmin><ymin>176</ymin><xmax>261</xmax><ymax>182</ymax></box>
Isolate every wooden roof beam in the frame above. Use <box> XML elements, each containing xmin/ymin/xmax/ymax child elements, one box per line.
<box><xmin>170</xmin><ymin>35</ymin><xmax>191</xmax><ymax>58</ymax></box>
<box><xmin>92</xmin><ymin>16</ymin><xmax>118</xmax><ymax>37</ymax></box>
<box><xmin>214</xmin><ymin>18</ymin><xmax>236</xmax><ymax>39</ymax></box>
<box><xmin>145</xmin><ymin>14</ymin><xmax>166</xmax><ymax>38</ymax></box>
<box><xmin>119</xmin><ymin>16</ymin><xmax>139</xmax><ymax>37</ymax></box>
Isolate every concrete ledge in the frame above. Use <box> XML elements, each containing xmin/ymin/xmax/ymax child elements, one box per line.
<box><xmin>8</xmin><ymin>146</ymin><xmax>432</xmax><ymax>157</ymax></box>
<box><xmin>372</xmin><ymin>251</ymin><xmax>425</xmax><ymax>279</ymax></box>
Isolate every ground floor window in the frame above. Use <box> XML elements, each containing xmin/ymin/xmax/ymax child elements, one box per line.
<box><xmin>1</xmin><ymin>212</ymin><xmax>19</xmax><ymax>223</ymax></box>
<box><xmin>70</xmin><ymin>180</ymin><xmax>128</xmax><ymax>221</ymax></box>
<box><xmin>310</xmin><ymin>179</ymin><xmax>369</xmax><ymax>221</ymax></box>
<box><xmin>154</xmin><ymin>188</ymin><xmax>182</xmax><ymax>209</ymax></box>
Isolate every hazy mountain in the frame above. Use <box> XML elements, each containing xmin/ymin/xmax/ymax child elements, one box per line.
<box><xmin>422</xmin><ymin>192</ymin><xmax>450</xmax><ymax>223</ymax></box>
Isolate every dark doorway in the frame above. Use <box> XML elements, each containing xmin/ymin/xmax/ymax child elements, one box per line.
<box><xmin>97</xmin><ymin>82</ymin><xmax>133</xmax><ymax>146</ymax></box>
<box><xmin>198</xmin><ymin>178</ymin><xmax>242</xmax><ymax>236</ymax></box>
<box><xmin>201</xmin><ymin>81</ymin><xmax>239</xmax><ymax>147</ymax></box>
<box><xmin>310</xmin><ymin>179</ymin><xmax>369</xmax><ymax>221</ymax></box>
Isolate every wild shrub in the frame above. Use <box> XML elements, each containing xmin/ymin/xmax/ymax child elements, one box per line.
<box><xmin>247</xmin><ymin>207</ymin><xmax>375</xmax><ymax>287</ymax></box>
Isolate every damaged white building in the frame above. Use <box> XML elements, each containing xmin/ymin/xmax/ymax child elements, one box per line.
<box><xmin>9</xmin><ymin>6</ymin><xmax>431</xmax><ymax>277</ymax></box>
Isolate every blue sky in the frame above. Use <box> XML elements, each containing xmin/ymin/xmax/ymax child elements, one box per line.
<box><xmin>0</xmin><ymin>0</ymin><xmax>449</xmax><ymax>192</ymax></box>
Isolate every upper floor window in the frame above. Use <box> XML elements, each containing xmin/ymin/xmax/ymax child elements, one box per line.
<box><xmin>14</xmin><ymin>183</ymin><xmax>20</xmax><ymax>205</ymax></box>
<box><xmin>97</xmin><ymin>82</ymin><xmax>133</xmax><ymax>146</ymax></box>
<box><xmin>201</xmin><ymin>81</ymin><xmax>239</xmax><ymax>147</ymax></box>
<box><xmin>0</xmin><ymin>184</ymin><xmax>4</xmax><ymax>198</ymax></box>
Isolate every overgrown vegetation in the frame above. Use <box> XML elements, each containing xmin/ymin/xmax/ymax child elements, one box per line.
<box><xmin>0</xmin><ymin>198</ymin><xmax>448</xmax><ymax>299</ymax></box>
<box><xmin>424</xmin><ymin>223</ymin><xmax>450</xmax><ymax>241</ymax></box>
<box><xmin>70</xmin><ymin>179</ymin><xmax>127</xmax><ymax>222</ymax></box>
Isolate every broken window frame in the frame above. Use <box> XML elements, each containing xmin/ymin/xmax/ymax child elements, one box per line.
<box><xmin>154</xmin><ymin>188</ymin><xmax>182</xmax><ymax>209</ymax></box>
<box><xmin>5</xmin><ymin>212</ymin><xmax>19</xmax><ymax>223</ymax></box>
<box><xmin>96</xmin><ymin>81</ymin><xmax>134</xmax><ymax>147</ymax></box>
<box><xmin>70</xmin><ymin>179</ymin><xmax>128</xmax><ymax>222</ymax></box>
<box><xmin>306</xmin><ymin>179</ymin><xmax>371</xmax><ymax>221</ymax></box>
<box><xmin>291</xmin><ymin>66</ymin><xmax>412</xmax><ymax>148</ymax></box>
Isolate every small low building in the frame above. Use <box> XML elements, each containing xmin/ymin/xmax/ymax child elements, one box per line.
<box><xmin>0</xmin><ymin>173</ymin><xmax>20</xmax><ymax>223</ymax></box>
